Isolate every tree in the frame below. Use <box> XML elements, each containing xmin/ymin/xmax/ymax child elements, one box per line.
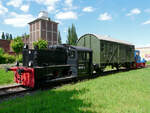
<box><xmin>10</xmin><ymin>37</ymin><xmax>24</xmax><ymax>56</ymax></box>
<box><xmin>58</xmin><ymin>31</ymin><xmax>62</xmax><ymax>44</ymax></box>
<box><xmin>71</xmin><ymin>24</ymin><xmax>78</xmax><ymax>45</ymax></box>
<box><xmin>0</xmin><ymin>48</ymin><xmax>4</xmax><ymax>55</ymax></box>
<box><xmin>33</xmin><ymin>39</ymin><xmax>48</xmax><ymax>49</ymax></box>
<box><xmin>6</xmin><ymin>33</ymin><xmax>9</xmax><ymax>40</ymax></box>
<box><xmin>22</xmin><ymin>33</ymin><xmax>29</xmax><ymax>38</ymax></box>
<box><xmin>9</xmin><ymin>34</ymin><xmax>13</xmax><ymax>40</ymax></box>
<box><xmin>66</xmin><ymin>24</ymin><xmax>78</xmax><ymax>45</ymax></box>
<box><xmin>0</xmin><ymin>48</ymin><xmax>5</xmax><ymax>63</ymax></box>
<box><xmin>67</xmin><ymin>27</ymin><xmax>72</xmax><ymax>44</ymax></box>
<box><xmin>1</xmin><ymin>32</ymin><xmax>5</xmax><ymax>40</ymax></box>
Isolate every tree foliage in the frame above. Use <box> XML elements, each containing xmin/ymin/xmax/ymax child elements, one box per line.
<box><xmin>0</xmin><ymin>48</ymin><xmax>4</xmax><ymax>55</ymax></box>
<box><xmin>1</xmin><ymin>32</ymin><xmax>13</xmax><ymax>40</ymax></box>
<box><xmin>58</xmin><ymin>31</ymin><xmax>62</xmax><ymax>44</ymax></box>
<box><xmin>22</xmin><ymin>33</ymin><xmax>29</xmax><ymax>38</ymax></box>
<box><xmin>6</xmin><ymin>33</ymin><xmax>9</xmax><ymax>40</ymax></box>
<box><xmin>9</xmin><ymin>34</ymin><xmax>13</xmax><ymax>40</ymax></box>
<box><xmin>10</xmin><ymin>37</ymin><xmax>24</xmax><ymax>55</ymax></box>
<box><xmin>1</xmin><ymin>32</ymin><xmax>5</xmax><ymax>40</ymax></box>
<box><xmin>0</xmin><ymin>48</ymin><xmax>20</xmax><ymax>64</ymax></box>
<box><xmin>33</xmin><ymin>39</ymin><xmax>48</xmax><ymax>49</ymax></box>
<box><xmin>67</xmin><ymin>24</ymin><xmax>78</xmax><ymax>45</ymax></box>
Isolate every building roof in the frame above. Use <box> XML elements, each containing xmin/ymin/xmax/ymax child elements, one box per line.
<box><xmin>79</xmin><ymin>33</ymin><xmax>134</xmax><ymax>46</ymax></box>
<box><xmin>136</xmin><ymin>47</ymin><xmax>150</xmax><ymax>49</ymax></box>
<box><xmin>28</xmin><ymin>18</ymin><xmax>58</xmax><ymax>24</ymax></box>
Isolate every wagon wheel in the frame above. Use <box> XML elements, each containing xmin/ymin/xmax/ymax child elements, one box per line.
<box><xmin>115</xmin><ymin>65</ymin><xmax>119</xmax><ymax>71</ymax></box>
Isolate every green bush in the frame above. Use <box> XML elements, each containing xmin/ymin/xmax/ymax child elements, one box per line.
<box><xmin>0</xmin><ymin>48</ymin><xmax>5</xmax><ymax>64</ymax></box>
<box><xmin>10</xmin><ymin>37</ymin><xmax>24</xmax><ymax>54</ymax></box>
<box><xmin>3</xmin><ymin>54</ymin><xmax>15</xmax><ymax>64</ymax></box>
<box><xmin>0</xmin><ymin>54</ymin><xmax>16</xmax><ymax>64</ymax></box>
<box><xmin>16</xmin><ymin>54</ymin><xmax>22</xmax><ymax>63</ymax></box>
<box><xmin>0</xmin><ymin>55</ymin><xmax>5</xmax><ymax>64</ymax></box>
<box><xmin>33</xmin><ymin>39</ymin><xmax>48</xmax><ymax>49</ymax></box>
<box><xmin>0</xmin><ymin>48</ymin><xmax>4</xmax><ymax>55</ymax></box>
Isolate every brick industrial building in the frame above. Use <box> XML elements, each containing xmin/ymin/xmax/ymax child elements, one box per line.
<box><xmin>27</xmin><ymin>11</ymin><xmax>58</xmax><ymax>48</ymax></box>
<box><xmin>0</xmin><ymin>11</ymin><xmax>59</xmax><ymax>53</ymax></box>
<box><xmin>0</xmin><ymin>39</ymin><xmax>11</xmax><ymax>53</ymax></box>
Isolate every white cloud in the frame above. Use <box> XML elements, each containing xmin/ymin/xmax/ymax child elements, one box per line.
<box><xmin>55</xmin><ymin>20</ymin><xmax>62</xmax><ymax>25</ymax></box>
<box><xmin>82</xmin><ymin>6</ymin><xmax>94</xmax><ymax>12</ymax></box>
<box><xmin>20</xmin><ymin>5</ymin><xmax>29</xmax><ymax>12</ymax></box>
<box><xmin>35</xmin><ymin>0</ymin><xmax>59</xmax><ymax>12</ymax></box>
<box><xmin>7</xmin><ymin>0</ymin><xmax>23</xmax><ymax>8</ymax></box>
<box><xmin>63</xmin><ymin>0</ymin><xmax>77</xmax><ymax>11</ymax></box>
<box><xmin>126</xmin><ymin>8</ymin><xmax>141</xmax><ymax>16</ymax></box>
<box><xmin>65</xmin><ymin>0</ymin><xmax>72</xmax><ymax>7</ymax></box>
<box><xmin>4</xmin><ymin>12</ymin><xmax>35</xmax><ymax>27</ymax></box>
<box><xmin>98</xmin><ymin>12</ymin><xmax>112</xmax><ymax>21</ymax></box>
<box><xmin>47</xmin><ymin>6</ymin><xmax>55</xmax><ymax>12</ymax></box>
<box><xmin>142</xmin><ymin>20</ymin><xmax>150</xmax><ymax>25</ymax></box>
<box><xmin>35</xmin><ymin>0</ymin><xmax>59</xmax><ymax>6</ymax></box>
<box><xmin>55</xmin><ymin>11</ymin><xmax>77</xmax><ymax>20</ymax></box>
<box><xmin>0</xmin><ymin>2</ymin><xmax>8</xmax><ymax>15</ymax></box>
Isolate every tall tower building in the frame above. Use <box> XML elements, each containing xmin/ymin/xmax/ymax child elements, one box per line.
<box><xmin>28</xmin><ymin>11</ymin><xmax>58</xmax><ymax>48</ymax></box>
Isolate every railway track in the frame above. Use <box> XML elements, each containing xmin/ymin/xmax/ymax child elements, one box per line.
<box><xmin>0</xmin><ymin>84</ymin><xmax>31</xmax><ymax>98</ymax></box>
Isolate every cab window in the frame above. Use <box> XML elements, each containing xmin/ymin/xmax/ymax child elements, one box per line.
<box><xmin>69</xmin><ymin>50</ymin><xmax>75</xmax><ymax>59</ymax></box>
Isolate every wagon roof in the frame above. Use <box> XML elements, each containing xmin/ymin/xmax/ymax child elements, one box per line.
<box><xmin>71</xmin><ymin>45</ymin><xmax>92</xmax><ymax>52</ymax></box>
<box><xmin>79</xmin><ymin>34</ymin><xmax>134</xmax><ymax>46</ymax></box>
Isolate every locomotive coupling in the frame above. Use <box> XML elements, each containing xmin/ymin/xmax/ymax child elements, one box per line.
<box><xmin>17</xmin><ymin>69</ymin><xmax>25</xmax><ymax>75</ymax></box>
<box><xmin>5</xmin><ymin>68</ymin><xmax>24</xmax><ymax>75</ymax></box>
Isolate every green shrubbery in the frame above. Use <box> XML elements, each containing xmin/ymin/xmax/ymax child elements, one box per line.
<box><xmin>0</xmin><ymin>55</ymin><xmax>5</xmax><ymax>64</ymax></box>
<box><xmin>0</xmin><ymin>53</ymin><xmax>16</xmax><ymax>64</ymax></box>
<box><xmin>0</xmin><ymin>48</ymin><xmax>4</xmax><ymax>55</ymax></box>
<box><xmin>3</xmin><ymin>54</ymin><xmax>15</xmax><ymax>63</ymax></box>
<box><xmin>16</xmin><ymin>54</ymin><xmax>23</xmax><ymax>63</ymax></box>
<box><xmin>33</xmin><ymin>39</ymin><xmax>48</xmax><ymax>49</ymax></box>
<box><xmin>10</xmin><ymin>37</ymin><xmax>24</xmax><ymax>55</ymax></box>
<box><xmin>0</xmin><ymin>48</ymin><xmax>22</xmax><ymax>64</ymax></box>
<box><xmin>0</xmin><ymin>48</ymin><xmax>5</xmax><ymax>64</ymax></box>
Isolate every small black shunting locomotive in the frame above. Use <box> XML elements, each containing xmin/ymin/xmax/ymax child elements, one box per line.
<box><xmin>8</xmin><ymin>44</ymin><xmax>92</xmax><ymax>88</ymax></box>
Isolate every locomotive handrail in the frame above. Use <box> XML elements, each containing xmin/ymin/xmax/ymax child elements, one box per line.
<box><xmin>6</xmin><ymin>67</ymin><xmax>33</xmax><ymax>73</ymax></box>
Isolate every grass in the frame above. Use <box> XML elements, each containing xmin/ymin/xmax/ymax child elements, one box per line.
<box><xmin>147</xmin><ymin>61</ymin><xmax>150</xmax><ymax>65</ymax></box>
<box><xmin>0</xmin><ymin>69</ymin><xmax>14</xmax><ymax>85</ymax></box>
<box><xmin>0</xmin><ymin>68</ymin><xmax>150</xmax><ymax>113</ymax></box>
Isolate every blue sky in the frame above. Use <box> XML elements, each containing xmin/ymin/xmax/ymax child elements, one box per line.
<box><xmin>0</xmin><ymin>0</ymin><xmax>150</xmax><ymax>47</ymax></box>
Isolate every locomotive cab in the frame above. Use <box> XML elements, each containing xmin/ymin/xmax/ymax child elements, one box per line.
<box><xmin>66</xmin><ymin>45</ymin><xmax>93</xmax><ymax>77</ymax></box>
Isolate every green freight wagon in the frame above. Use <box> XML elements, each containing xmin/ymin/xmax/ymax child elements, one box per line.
<box><xmin>77</xmin><ymin>34</ymin><xmax>135</xmax><ymax>72</ymax></box>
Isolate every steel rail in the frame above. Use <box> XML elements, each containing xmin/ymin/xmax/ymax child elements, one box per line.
<box><xmin>0</xmin><ymin>84</ymin><xmax>30</xmax><ymax>98</ymax></box>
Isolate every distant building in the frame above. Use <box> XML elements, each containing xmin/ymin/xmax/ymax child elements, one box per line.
<box><xmin>136</xmin><ymin>47</ymin><xmax>150</xmax><ymax>61</ymax></box>
<box><xmin>0</xmin><ymin>39</ymin><xmax>10</xmax><ymax>53</ymax></box>
<box><xmin>27</xmin><ymin>11</ymin><xmax>58</xmax><ymax>48</ymax></box>
<box><xmin>0</xmin><ymin>39</ymin><xmax>15</xmax><ymax>55</ymax></box>
<box><xmin>0</xmin><ymin>11</ymin><xmax>59</xmax><ymax>53</ymax></box>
